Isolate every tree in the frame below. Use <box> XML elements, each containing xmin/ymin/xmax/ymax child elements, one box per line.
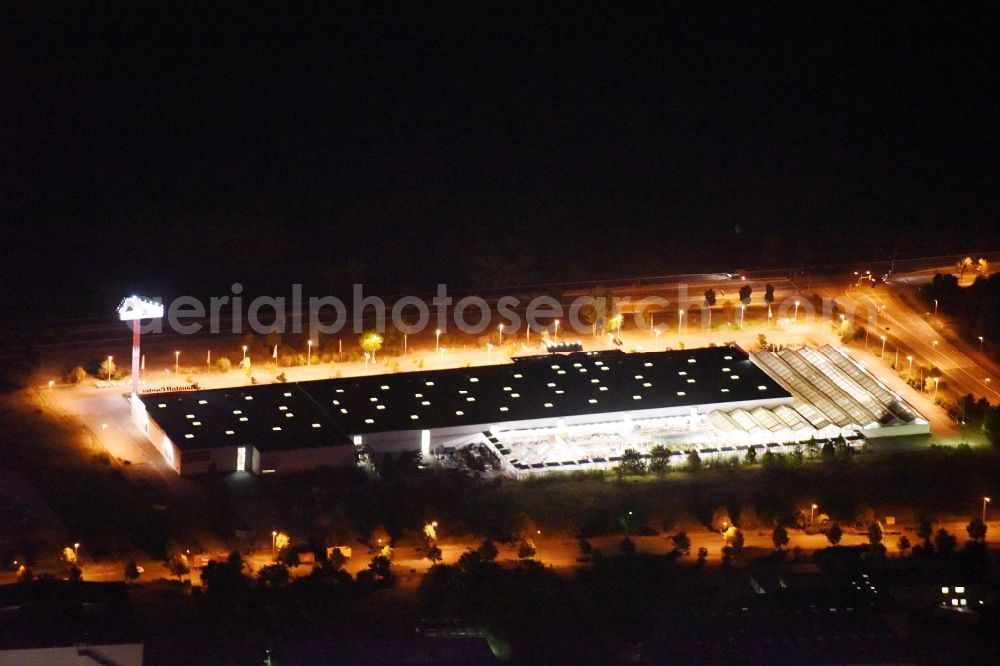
<box><xmin>68</xmin><ymin>565</ymin><xmax>83</xmax><ymax>582</ymax></box>
<box><xmin>966</xmin><ymin>516</ymin><xmax>988</xmax><ymax>543</ymax></box>
<box><xmin>68</xmin><ymin>366</ymin><xmax>87</xmax><ymax>384</ymax></box>
<box><xmin>648</xmin><ymin>445</ymin><xmax>671</xmax><ymax>475</ymax></box>
<box><xmin>686</xmin><ymin>450</ymin><xmax>702</xmax><ymax>472</ymax></box>
<box><xmin>725</xmin><ymin>527</ymin><xmax>744</xmax><ymax>555</ymax></box>
<box><xmin>867</xmin><ymin>522</ymin><xmax>883</xmax><ymax>545</ymax></box>
<box><xmin>739</xmin><ymin>504</ymin><xmax>762</xmax><ymax>529</ymax></box>
<box><xmin>215</xmin><ymin>356</ymin><xmax>232</xmax><ymax>373</ymax></box>
<box><xmin>695</xmin><ymin>547</ymin><xmax>708</xmax><ymax>570</ymax></box>
<box><xmin>897</xmin><ymin>535</ymin><xmax>911</xmax><ymax>557</ymax></box>
<box><xmin>711</xmin><ymin>506</ymin><xmax>732</xmax><ymax>533</ymax></box>
<box><xmin>124</xmin><ymin>559</ymin><xmax>141</xmax><ymax>586</ymax></box>
<box><xmin>578</xmin><ymin>539</ymin><xmax>593</xmax><ymax>556</ymax></box>
<box><xmin>617</xmin><ymin>448</ymin><xmax>647</xmax><ymax>476</ymax></box>
<box><xmin>517</xmin><ymin>540</ymin><xmax>537</xmax><ymax>560</ymax></box>
<box><xmin>739</xmin><ymin>285</ymin><xmax>752</xmax><ymax>304</ymax></box>
<box><xmin>934</xmin><ymin>529</ymin><xmax>958</xmax><ymax>556</ymax></box>
<box><xmin>916</xmin><ymin>516</ymin><xmax>933</xmax><ymax>544</ymax></box>
<box><xmin>618</xmin><ymin>537</ymin><xmax>636</xmax><ymax>554</ymax></box>
<box><xmin>478</xmin><ymin>540</ymin><xmax>499</xmax><ymax>562</ymax></box>
<box><xmin>756</xmin><ymin>333</ymin><xmax>768</xmax><ymax>350</ymax></box>
<box><xmin>671</xmin><ymin>532</ymin><xmax>691</xmax><ymax>556</ymax></box>
<box><xmin>98</xmin><ymin>356</ymin><xmax>117</xmax><ymax>380</ymax></box>
<box><xmin>359</xmin><ymin>330</ymin><xmax>384</xmax><ymax>361</ymax></box>
<box><xmin>983</xmin><ymin>407</ymin><xmax>1000</xmax><ymax>448</ymax></box>
<box><xmin>368</xmin><ymin>554</ymin><xmax>394</xmax><ymax>584</ymax></box>
<box><xmin>771</xmin><ymin>525</ymin><xmax>790</xmax><ymax>551</ymax></box>
<box><xmin>764</xmin><ymin>284</ymin><xmax>775</xmax><ymax>305</ymax></box>
<box><xmin>704</xmin><ymin>289</ymin><xmax>717</xmax><ymax>307</ymax></box>
<box><xmin>826</xmin><ymin>522</ymin><xmax>843</xmax><ymax>546</ymax></box>
<box><xmin>426</xmin><ymin>545</ymin><xmax>443</xmax><ymax>563</ymax></box>
<box><xmin>258</xmin><ymin>563</ymin><xmax>290</xmax><ymax>588</ymax></box>
<box><xmin>167</xmin><ymin>553</ymin><xmax>190</xmax><ymax>582</ymax></box>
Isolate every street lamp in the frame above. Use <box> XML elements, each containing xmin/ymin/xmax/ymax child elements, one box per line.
<box><xmin>498</xmin><ymin>322</ymin><xmax>504</xmax><ymax>347</ymax></box>
<box><xmin>307</xmin><ymin>339</ymin><xmax>313</xmax><ymax>366</ymax></box>
<box><xmin>74</xmin><ymin>542</ymin><xmax>80</xmax><ymax>560</ymax></box>
<box><xmin>272</xmin><ymin>531</ymin><xmax>278</xmax><ymax>561</ymax></box>
<box><xmin>983</xmin><ymin>497</ymin><xmax>991</xmax><ymax>523</ymax></box>
<box><xmin>48</xmin><ymin>380</ymin><xmax>54</xmax><ymax>390</ymax></box>
<box><xmin>794</xmin><ymin>300</ymin><xmax>800</xmax><ymax>323</ymax></box>
<box><xmin>435</xmin><ymin>329</ymin><xmax>441</xmax><ymax>353</ymax></box>
<box><xmin>907</xmin><ymin>355</ymin><xmax>913</xmax><ymax>379</ymax></box>
<box><xmin>979</xmin><ymin>336</ymin><xmax>985</xmax><ymax>354</ymax></box>
<box><xmin>932</xmin><ymin>340</ymin><xmax>938</xmax><ymax>361</ymax></box>
<box><xmin>654</xmin><ymin>328</ymin><xmax>661</xmax><ymax>347</ymax></box>
<box><xmin>678</xmin><ymin>309</ymin><xmax>684</xmax><ymax>332</ymax></box>
<box><xmin>880</xmin><ymin>335</ymin><xmax>886</xmax><ymax>357</ymax></box>
<box><xmin>242</xmin><ymin>345</ymin><xmax>248</xmax><ymax>360</ymax></box>
<box><xmin>934</xmin><ymin>299</ymin><xmax>938</xmax><ymax>316</ymax></box>
<box><xmin>553</xmin><ymin>319</ymin><xmax>560</xmax><ymax>342</ymax></box>
<box><xmin>739</xmin><ymin>304</ymin><xmax>745</xmax><ymax>330</ymax></box>
<box><xmin>933</xmin><ymin>376</ymin><xmax>940</xmax><ymax>398</ymax></box>
<box><xmin>810</xmin><ymin>504</ymin><xmax>818</xmax><ymax>527</ymax></box>
<box><xmin>107</xmin><ymin>355</ymin><xmax>113</xmax><ymax>382</ymax></box>
<box><xmin>174</xmin><ymin>350</ymin><xmax>180</xmax><ymax>376</ymax></box>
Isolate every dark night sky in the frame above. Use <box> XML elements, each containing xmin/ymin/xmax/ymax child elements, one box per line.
<box><xmin>2</xmin><ymin>4</ymin><xmax>998</xmax><ymax>313</ymax></box>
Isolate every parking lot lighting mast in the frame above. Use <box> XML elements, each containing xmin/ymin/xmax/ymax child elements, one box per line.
<box><xmin>435</xmin><ymin>329</ymin><xmax>441</xmax><ymax>353</ymax></box>
<box><xmin>979</xmin><ymin>336</ymin><xmax>985</xmax><ymax>354</ymax></box>
<box><xmin>307</xmin><ymin>339</ymin><xmax>313</xmax><ymax>366</ymax></box>
<box><xmin>117</xmin><ymin>295</ymin><xmax>165</xmax><ymax>397</ymax></box>
<box><xmin>107</xmin><ymin>355</ymin><xmax>113</xmax><ymax>382</ymax></box>
<box><xmin>984</xmin><ymin>497</ymin><xmax>991</xmax><ymax>522</ymax></box>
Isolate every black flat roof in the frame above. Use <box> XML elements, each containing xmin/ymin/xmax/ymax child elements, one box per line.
<box><xmin>141</xmin><ymin>346</ymin><xmax>789</xmax><ymax>452</ymax></box>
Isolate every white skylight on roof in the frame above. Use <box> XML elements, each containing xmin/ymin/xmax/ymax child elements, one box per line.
<box><xmin>455</xmin><ymin>410</ymin><xmax>464</xmax><ymax>415</ymax></box>
<box><xmin>415</xmin><ymin>393</ymin><xmax>423</xmax><ymax>398</ymax></box>
<box><xmin>340</xmin><ymin>408</ymin><xmax>348</xmax><ymax>414</ymax></box>
<box><xmin>410</xmin><ymin>414</ymin><xmax>419</xmax><ymax>420</ymax></box>
<box><xmin>579</xmin><ymin>368</ymin><xmax>587</xmax><ymax>373</ymax></box>
<box><xmin>370</xmin><ymin>397</ymin><xmax>378</xmax><ymax>402</ymax></box>
<box><xmin>724</xmin><ymin>355</ymin><xmax>733</xmax><ymax>360</ymax></box>
<box><xmin>677</xmin><ymin>391</ymin><xmax>686</xmax><ymax>396</ymax></box>
<box><xmin>233</xmin><ymin>409</ymin><xmax>242</xmax><ymax>415</ymax></box>
<box><xmin>557</xmin><ymin>370</ymin><xmax>566</xmax><ymax>375</ymax></box>
<box><xmin>513</xmin><ymin>373</ymin><xmax>523</xmax><ymax>378</ymax></box>
<box><xmin>425</xmin><ymin>381</ymin><xmax>435</xmax><ymax>386</ymax></box>
<box><xmin>225</xmin><ymin>430</ymin><xmax>235</xmax><ymax>435</ymax></box>
<box><xmin>634</xmin><ymin>375</ymin><xmax>643</xmax><ymax>379</ymax></box>
<box><xmin>239</xmin><ymin>417</ymin><xmax>248</xmax><ymax>422</ymax></box>
<box><xmin>245</xmin><ymin>396</ymin><xmax>253</xmax><ymax>400</ymax></box>
<box><xmin>544</xmin><ymin>402</ymin><xmax>553</xmax><ymax>408</ymax></box>
<box><xmin>599</xmin><ymin>386</ymin><xmax>608</xmax><ymax>391</ymax></box>
<box><xmin>381</xmin><ymin>385</ymin><xmax>389</xmax><ymax>390</ymax></box>
<box><xmin>731</xmin><ymin>375</ymin><xmax>739</xmax><ymax>380</ymax></box>
<box><xmin>466</xmin><ymin>397</ymin><xmax>476</xmax><ymax>402</ymax></box>
<box><xmin>312</xmin><ymin>423</ymin><xmax>321</xmax><ymax>428</ymax></box>
<box><xmin>687</xmin><ymin>359</ymin><xmax>696</xmax><ymax>364</ymax></box>
<box><xmin>573</xmin><ymin>362</ymin><xmax>582</xmax><ymax>367</ymax></box>
<box><xmin>285</xmin><ymin>413</ymin><xmax>294</xmax><ymax>418</ymax></box>
<box><xmin>643</xmin><ymin>382</ymin><xmax>652</xmax><ymax>387</ymax></box>
<box><xmin>721</xmin><ymin>388</ymin><xmax>730</xmax><ymax>393</ymax></box>
<box><xmin>645</xmin><ymin>362</ymin><xmax>653</xmax><ymax>367</ymax></box>
<box><xmin>272</xmin><ymin>426</ymin><xmax>282</xmax><ymax>431</ymax></box>
<box><xmin>185</xmin><ymin>434</ymin><xmax>194</xmax><ymax>439</ymax></box>
<box><xmin>588</xmin><ymin>398</ymin><xmax>597</xmax><ymax>404</ymax></box>
<box><xmin>687</xmin><ymin>378</ymin><xmax>696</xmax><ymax>383</ymax></box>
<box><xmin>511</xmin><ymin>393</ymin><xmax>520</xmax><ymax>398</ymax></box>
<box><xmin>757</xmin><ymin>385</ymin><xmax>768</xmax><ymax>390</ymax></box>
<box><xmin>376</xmin><ymin>405</ymin><xmax>386</xmax><ymax>410</ymax></box>
<box><xmin>499</xmin><ymin>407</ymin><xmax>509</xmax><ymax>412</ymax></box>
<box><xmin>421</xmin><ymin>400</ymin><xmax>430</xmax><ymax>406</ymax></box>
<box><xmin>633</xmin><ymin>395</ymin><xmax>642</xmax><ymax>400</ymax></box>
<box><xmin>365</xmin><ymin>418</ymin><xmax>374</xmax><ymax>424</ymax></box>
<box><xmin>336</xmin><ymin>388</ymin><xmax>344</xmax><ymax>393</ymax></box>
<box><xmin>283</xmin><ymin>392</ymin><xmax>292</xmax><ymax>397</ymax></box>
<box><xmin>601</xmin><ymin>366</ymin><xmax>609</xmax><ymax>371</ymax></box>
<box><xmin>547</xmin><ymin>382</ymin><xmax>556</xmax><ymax>387</ymax></box>
<box><xmin>459</xmin><ymin>389</ymin><xmax>468</xmax><ymax>394</ymax></box>
<box><xmin>594</xmin><ymin>361</ymin><xmax>603</xmax><ymax>366</ymax></box>
<box><xmin>503</xmin><ymin>386</ymin><xmax>512</xmax><ymax>391</ymax></box>
<box><xmin>591</xmin><ymin>379</ymin><xmax>599</xmax><ymax>384</ymax></box>
<box><xmin>332</xmin><ymin>399</ymin><xmax>340</xmax><ymax>405</ymax></box>
<box><xmin>678</xmin><ymin>371</ymin><xmax>687</xmax><ymax>376</ymax></box>
<box><xmin>279</xmin><ymin>405</ymin><xmax>287</xmax><ymax>411</ymax></box>
<box><xmin>186</xmin><ymin>414</ymin><xmax>195</xmax><ymax>419</ymax></box>
<box><xmin>192</xmin><ymin>421</ymin><xmax>201</xmax><ymax>426</ymax></box>
<box><xmin>551</xmin><ymin>364</ymin><xmax>560</xmax><ymax>369</ymax></box>
<box><xmin>555</xmin><ymin>390</ymin><xmax>564</xmax><ymax>394</ymax></box>
<box><xmin>198</xmin><ymin>399</ymin><xmax>207</xmax><ymax>405</ymax></box>
<box><xmin>470</xmin><ymin>377</ymin><xmax>479</xmax><ymax>383</ymax></box>
<box><xmin>722</xmin><ymin>367</ymin><xmax>730</xmax><ymax>372</ymax></box>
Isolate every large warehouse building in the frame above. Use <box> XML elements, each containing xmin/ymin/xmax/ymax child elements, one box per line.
<box><xmin>131</xmin><ymin>344</ymin><xmax>927</xmax><ymax>477</ymax></box>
